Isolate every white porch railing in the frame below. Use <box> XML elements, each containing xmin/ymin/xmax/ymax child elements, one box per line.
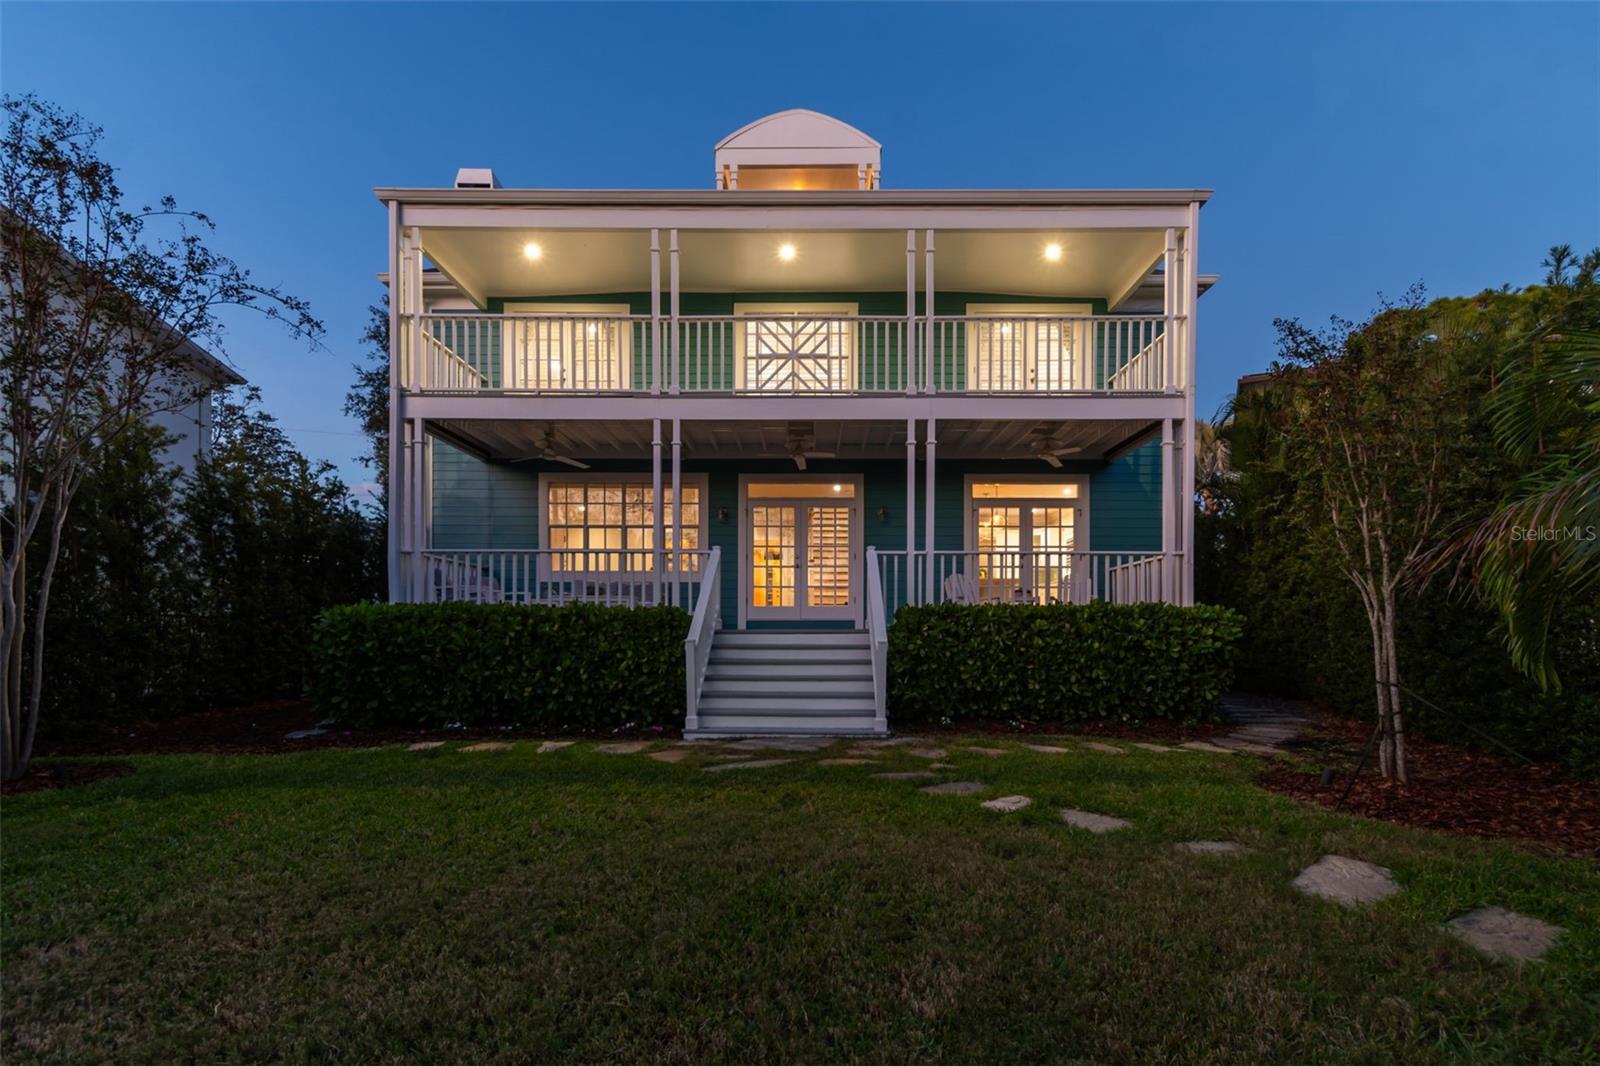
<box><xmin>872</xmin><ymin>549</ymin><xmax>1170</xmax><ymax>611</ymax></box>
<box><xmin>404</xmin><ymin>313</ymin><xmax>1177</xmax><ymax>395</ymax></box>
<box><xmin>864</xmin><ymin>547</ymin><xmax>889</xmax><ymax>730</ymax></box>
<box><xmin>683</xmin><ymin>546</ymin><xmax>722</xmax><ymax>733</ymax></box>
<box><xmin>420</xmin><ymin>548</ymin><xmax>710</xmax><ymax>610</ymax></box>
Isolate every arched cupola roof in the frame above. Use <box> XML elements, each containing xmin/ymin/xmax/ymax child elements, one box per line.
<box><xmin>714</xmin><ymin>109</ymin><xmax>881</xmax><ymax>189</ymax></box>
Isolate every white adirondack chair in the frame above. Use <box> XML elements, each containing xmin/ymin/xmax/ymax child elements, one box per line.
<box><xmin>942</xmin><ymin>571</ymin><xmax>981</xmax><ymax>605</ymax></box>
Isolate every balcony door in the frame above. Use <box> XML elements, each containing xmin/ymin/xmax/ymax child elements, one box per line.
<box><xmin>966</xmin><ymin>303</ymin><xmax>1091</xmax><ymax>392</ymax></box>
<box><xmin>742</xmin><ymin>478</ymin><xmax>862</xmax><ymax>625</ymax></box>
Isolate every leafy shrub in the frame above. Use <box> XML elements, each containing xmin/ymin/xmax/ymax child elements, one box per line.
<box><xmin>888</xmin><ymin>602</ymin><xmax>1244</xmax><ymax>723</ymax></box>
<box><xmin>310</xmin><ymin>602</ymin><xmax>689</xmax><ymax>730</ymax></box>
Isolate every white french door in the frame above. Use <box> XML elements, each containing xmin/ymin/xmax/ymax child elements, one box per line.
<box><xmin>971</xmin><ymin>500</ymin><xmax>1081</xmax><ymax>604</ymax></box>
<box><xmin>743</xmin><ymin>479</ymin><xmax>861</xmax><ymax>624</ymax></box>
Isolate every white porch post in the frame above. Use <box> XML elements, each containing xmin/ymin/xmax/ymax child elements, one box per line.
<box><xmin>652</xmin><ymin>418</ymin><xmax>664</xmax><ymax>603</ymax></box>
<box><xmin>924</xmin><ymin>416</ymin><xmax>937</xmax><ymax>604</ymax></box>
<box><xmin>668</xmin><ymin>229</ymin><xmax>681</xmax><ymax>395</ymax></box>
<box><xmin>1182</xmin><ymin>203</ymin><xmax>1200</xmax><ymax>605</ymax></box>
<box><xmin>905</xmin><ymin>229</ymin><xmax>917</xmax><ymax>395</ymax></box>
<box><xmin>922</xmin><ymin>229</ymin><xmax>936</xmax><ymax>394</ymax></box>
<box><xmin>650</xmin><ymin>229</ymin><xmax>662</xmax><ymax>396</ymax></box>
<box><xmin>671</xmin><ymin>417</ymin><xmax>683</xmax><ymax>608</ymax></box>
<box><xmin>1161</xmin><ymin>418</ymin><xmax>1176</xmax><ymax>604</ymax></box>
<box><xmin>1163</xmin><ymin>227</ymin><xmax>1177</xmax><ymax>395</ymax></box>
<box><xmin>904</xmin><ymin>417</ymin><xmax>917</xmax><ymax>605</ymax></box>
<box><xmin>408</xmin><ymin>226</ymin><xmax>423</xmax><ymax>392</ymax></box>
<box><xmin>409</xmin><ymin>417</ymin><xmax>426</xmax><ymax>603</ymax></box>
<box><xmin>385</xmin><ymin>201</ymin><xmax>403</xmax><ymax>602</ymax></box>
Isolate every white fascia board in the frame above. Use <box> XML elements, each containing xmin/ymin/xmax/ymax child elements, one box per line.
<box><xmin>376</xmin><ymin>188</ymin><xmax>1212</xmax><ymax>206</ymax></box>
<box><xmin>402</xmin><ymin>393</ymin><xmax>1187</xmax><ymax>423</ymax></box>
<box><xmin>398</xmin><ymin>203</ymin><xmax>1196</xmax><ymax>232</ymax></box>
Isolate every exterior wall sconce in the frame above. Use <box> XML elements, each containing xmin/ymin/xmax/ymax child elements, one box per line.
<box><xmin>717</xmin><ymin>506</ymin><xmax>730</xmax><ymax>524</ymax></box>
<box><xmin>876</xmin><ymin>506</ymin><xmax>890</xmax><ymax>523</ymax></box>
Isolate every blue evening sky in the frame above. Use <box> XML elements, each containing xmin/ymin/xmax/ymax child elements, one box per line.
<box><xmin>5</xmin><ymin>2</ymin><xmax>1597</xmax><ymax>493</ymax></box>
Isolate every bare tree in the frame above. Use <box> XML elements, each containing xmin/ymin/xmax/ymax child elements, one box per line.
<box><xmin>1273</xmin><ymin>288</ymin><xmax>1468</xmax><ymax>783</ymax></box>
<box><xmin>0</xmin><ymin>96</ymin><xmax>320</xmax><ymax>780</ymax></box>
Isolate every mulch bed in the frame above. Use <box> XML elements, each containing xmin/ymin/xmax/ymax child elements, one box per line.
<box><xmin>1257</xmin><ymin>715</ymin><xmax>1600</xmax><ymax>859</ymax></box>
<box><xmin>2</xmin><ymin>760</ymin><xmax>136</xmax><ymax>796</ymax></box>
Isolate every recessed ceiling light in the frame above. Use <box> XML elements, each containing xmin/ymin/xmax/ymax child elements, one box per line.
<box><xmin>523</xmin><ymin>241</ymin><xmax>543</xmax><ymax>261</ymax></box>
<box><xmin>1043</xmin><ymin>242</ymin><xmax>1063</xmax><ymax>263</ymax></box>
<box><xmin>778</xmin><ymin>242</ymin><xmax>797</xmax><ymax>262</ymax></box>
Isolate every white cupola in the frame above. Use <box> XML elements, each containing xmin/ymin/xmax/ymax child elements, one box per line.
<box><xmin>714</xmin><ymin>109</ymin><xmax>881</xmax><ymax>190</ymax></box>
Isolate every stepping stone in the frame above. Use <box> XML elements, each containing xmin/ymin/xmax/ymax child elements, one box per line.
<box><xmin>818</xmin><ymin>758</ymin><xmax>873</xmax><ymax>766</ymax></box>
<box><xmin>928</xmin><ymin>762</ymin><xmax>954</xmax><ymax>770</ymax></box>
<box><xmin>1180</xmin><ymin>741</ymin><xmax>1236</xmax><ymax>754</ymax></box>
<box><xmin>874</xmin><ymin>771</ymin><xmax>936</xmax><ymax>781</ymax></box>
<box><xmin>1178</xmin><ymin>840</ymin><xmax>1250</xmax><ymax>856</ymax></box>
<box><xmin>857</xmin><ymin>736</ymin><xmax>930</xmax><ymax>748</ymax></box>
<box><xmin>537</xmin><ymin>741</ymin><xmax>574</xmax><ymax>753</ymax></box>
<box><xmin>846</xmin><ymin>746</ymin><xmax>885</xmax><ymax>756</ymax></box>
<box><xmin>728</xmin><ymin>736</ymin><xmax>835</xmax><ymax>752</ymax></box>
<box><xmin>408</xmin><ymin>741</ymin><xmax>445</xmax><ymax>751</ymax></box>
<box><xmin>1026</xmin><ymin>744</ymin><xmax>1073</xmax><ymax>754</ymax></box>
<box><xmin>1225</xmin><ymin>742</ymin><xmax>1284</xmax><ymax>756</ymax></box>
<box><xmin>461</xmin><ymin>742</ymin><xmax>513</xmax><ymax>752</ymax></box>
<box><xmin>1060</xmin><ymin>808</ymin><xmax>1131</xmax><ymax>833</ymax></box>
<box><xmin>1443</xmin><ymin>906</ymin><xmax>1564</xmax><ymax>962</ymax></box>
<box><xmin>594</xmin><ymin>742</ymin><xmax>650</xmax><ymax>755</ymax></box>
<box><xmin>648</xmin><ymin>748</ymin><xmax>691</xmax><ymax>763</ymax></box>
<box><xmin>285</xmin><ymin>728</ymin><xmax>327</xmax><ymax>740</ymax></box>
<box><xmin>964</xmin><ymin>746</ymin><xmax>1010</xmax><ymax>756</ymax></box>
<box><xmin>920</xmin><ymin>781</ymin><xmax>988</xmax><ymax>796</ymax></box>
<box><xmin>703</xmin><ymin>759</ymin><xmax>792</xmax><ymax>772</ymax></box>
<box><xmin>905</xmin><ymin>747</ymin><xmax>947</xmax><ymax>759</ymax></box>
<box><xmin>1132</xmin><ymin>743</ymin><xmax>1173</xmax><ymax>753</ymax></box>
<box><xmin>1292</xmin><ymin>855</ymin><xmax>1400</xmax><ymax>907</ymax></box>
<box><xmin>982</xmin><ymin>795</ymin><xmax>1032</xmax><ymax>813</ymax></box>
<box><xmin>1083</xmin><ymin>742</ymin><xmax>1125</xmax><ymax>754</ymax></box>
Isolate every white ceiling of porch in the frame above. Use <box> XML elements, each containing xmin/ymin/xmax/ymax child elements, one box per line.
<box><xmin>420</xmin><ymin>228</ymin><xmax>1166</xmax><ymax>307</ymax></box>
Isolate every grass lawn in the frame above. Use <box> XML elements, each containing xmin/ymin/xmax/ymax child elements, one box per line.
<box><xmin>3</xmin><ymin>738</ymin><xmax>1596</xmax><ymax>1063</ymax></box>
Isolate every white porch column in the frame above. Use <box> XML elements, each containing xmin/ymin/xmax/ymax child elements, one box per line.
<box><xmin>924</xmin><ymin>416</ymin><xmax>937</xmax><ymax>604</ymax></box>
<box><xmin>407</xmin><ymin>226</ymin><xmax>423</xmax><ymax>392</ymax></box>
<box><xmin>409</xmin><ymin>416</ymin><xmax>426</xmax><ymax>603</ymax></box>
<box><xmin>385</xmin><ymin>200</ymin><xmax>403</xmax><ymax>602</ymax></box>
<box><xmin>1163</xmin><ymin>227</ymin><xmax>1177</xmax><ymax>396</ymax></box>
<box><xmin>671</xmin><ymin>417</ymin><xmax>683</xmax><ymax>608</ymax></box>
<box><xmin>904</xmin><ymin>417</ymin><xmax>917</xmax><ymax>605</ymax></box>
<box><xmin>1182</xmin><ymin>203</ymin><xmax>1200</xmax><ymax>605</ymax></box>
<box><xmin>1161</xmin><ymin>418</ymin><xmax>1176</xmax><ymax>604</ymax></box>
<box><xmin>668</xmin><ymin>229</ymin><xmax>681</xmax><ymax>395</ymax></box>
<box><xmin>652</xmin><ymin>418</ymin><xmax>664</xmax><ymax>603</ymax></box>
<box><xmin>922</xmin><ymin>229</ymin><xmax>936</xmax><ymax>394</ymax></box>
<box><xmin>650</xmin><ymin>229</ymin><xmax>662</xmax><ymax>396</ymax></box>
<box><xmin>905</xmin><ymin>230</ymin><xmax>917</xmax><ymax>395</ymax></box>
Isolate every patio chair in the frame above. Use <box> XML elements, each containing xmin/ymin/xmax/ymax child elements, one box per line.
<box><xmin>942</xmin><ymin>571</ymin><xmax>981</xmax><ymax>605</ymax></box>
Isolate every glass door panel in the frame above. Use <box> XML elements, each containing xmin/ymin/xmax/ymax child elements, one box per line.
<box><xmin>806</xmin><ymin>506</ymin><xmax>853</xmax><ymax>607</ymax></box>
<box><xmin>750</xmin><ymin>505</ymin><xmax>797</xmax><ymax>608</ymax></box>
<box><xmin>975</xmin><ymin>505</ymin><xmax>1023</xmax><ymax>603</ymax></box>
<box><xmin>1030</xmin><ymin>505</ymin><xmax>1076</xmax><ymax>603</ymax></box>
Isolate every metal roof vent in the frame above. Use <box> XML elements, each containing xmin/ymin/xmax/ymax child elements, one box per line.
<box><xmin>454</xmin><ymin>167</ymin><xmax>500</xmax><ymax>190</ymax></box>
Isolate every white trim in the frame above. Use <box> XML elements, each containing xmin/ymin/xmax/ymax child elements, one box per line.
<box><xmin>736</xmin><ymin>473</ymin><xmax>865</xmax><ymax>628</ymax></box>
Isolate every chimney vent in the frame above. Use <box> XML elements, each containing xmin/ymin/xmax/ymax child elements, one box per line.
<box><xmin>454</xmin><ymin>167</ymin><xmax>500</xmax><ymax>190</ymax></box>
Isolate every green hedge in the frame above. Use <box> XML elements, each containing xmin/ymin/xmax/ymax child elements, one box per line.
<box><xmin>888</xmin><ymin>602</ymin><xmax>1245</xmax><ymax>723</ymax></box>
<box><xmin>310</xmin><ymin>602</ymin><xmax>690</xmax><ymax>730</ymax></box>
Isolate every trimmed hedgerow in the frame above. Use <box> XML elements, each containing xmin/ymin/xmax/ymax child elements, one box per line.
<box><xmin>310</xmin><ymin>602</ymin><xmax>689</xmax><ymax>730</ymax></box>
<box><xmin>888</xmin><ymin>602</ymin><xmax>1244</xmax><ymax>724</ymax></box>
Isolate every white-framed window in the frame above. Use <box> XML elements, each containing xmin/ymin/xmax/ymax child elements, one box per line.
<box><xmin>504</xmin><ymin>302</ymin><xmax>633</xmax><ymax>391</ymax></box>
<box><xmin>966</xmin><ymin>303</ymin><xmax>1091</xmax><ymax>392</ymax></box>
<box><xmin>734</xmin><ymin>302</ymin><xmax>857</xmax><ymax>393</ymax></box>
<box><xmin>963</xmin><ymin>476</ymin><xmax>1089</xmax><ymax>604</ymax></box>
<box><xmin>539</xmin><ymin>473</ymin><xmax>708</xmax><ymax>573</ymax></box>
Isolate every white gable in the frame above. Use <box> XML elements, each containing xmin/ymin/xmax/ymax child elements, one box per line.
<box><xmin>714</xmin><ymin>110</ymin><xmax>881</xmax><ymax>189</ymax></box>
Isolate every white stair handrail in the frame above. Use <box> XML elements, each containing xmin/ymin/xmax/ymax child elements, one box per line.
<box><xmin>683</xmin><ymin>545</ymin><xmax>722</xmax><ymax>733</ymax></box>
<box><xmin>865</xmin><ymin>547</ymin><xmax>889</xmax><ymax>732</ymax></box>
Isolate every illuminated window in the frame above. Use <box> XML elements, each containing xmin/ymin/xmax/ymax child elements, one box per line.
<box><xmin>546</xmin><ymin>481</ymin><xmax>701</xmax><ymax>572</ymax></box>
<box><xmin>735</xmin><ymin>303</ymin><xmax>857</xmax><ymax>393</ymax></box>
<box><xmin>505</xmin><ymin>303</ymin><xmax>632</xmax><ymax>391</ymax></box>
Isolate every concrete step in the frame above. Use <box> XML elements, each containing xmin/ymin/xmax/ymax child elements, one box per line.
<box><xmin>701</xmin><ymin>677</ymin><xmax>875</xmax><ymax>698</ymax></box>
<box><xmin>697</xmin><ymin>694</ymin><xmax>879</xmax><ymax>715</ymax></box>
<box><xmin>705</xmin><ymin>661</ymin><xmax>874</xmax><ymax>681</ymax></box>
<box><xmin>714</xmin><ymin>630</ymin><xmax>868</xmax><ymax>648</ymax></box>
<box><xmin>709</xmin><ymin>646</ymin><xmax>871</xmax><ymax>665</ymax></box>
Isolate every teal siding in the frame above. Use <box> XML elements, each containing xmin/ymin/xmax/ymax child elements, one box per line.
<box><xmin>429</xmin><ymin>442</ymin><xmax>1166</xmax><ymax>619</ymax></box>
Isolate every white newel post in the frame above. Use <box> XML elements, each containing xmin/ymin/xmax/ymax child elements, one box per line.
<box><xmin>671</xmin><ymin>417</ymin><xmax>683</xmax><ymax>609</ymax></box>
<box><xmin>652</xmin><ymin>418</ymin><xmax>664</xmax><ymax>604</ymax></box>
<box><xmin>385</xmin><ymin>201</ymin><xmax>403</xmax><ymax>602</ymax></box>
<box><xmin>922</xmin><ymin>229</ymin><xmax>936</xmax><ymax>393</ymax></box>
<box><xmin>905</xmin><ymin>417</ymin><xmax>917</xmax><ymax>606</ymax></box>
<box><xmin>905</xmin><ymin>229</ymin><xmax>917</xmax><ymax>394</ymax></box>
<box><xmin>924</xmin><ymin>416</ymin><xmax>937</xmax><ymax>604</ymax></box>
<box><xmin>1161</xmin><ymin>418</ymin><xmax>1176</xmax><ymax>604</ymax></box>
<box><xmin>668</xmin><ymin>229</ymin><xmax>680</xmax><ymax>395</ymax></box>
<box><xmin>650</xmin><ymin>229</ymin><xmax>662</xmax><ymax>396</ymax></box>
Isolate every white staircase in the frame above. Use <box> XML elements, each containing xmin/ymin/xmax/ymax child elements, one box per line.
<box><xmin>688</xmin><ymin>630</ymin><xmax>887</xmax><ymax>738</ymax></box>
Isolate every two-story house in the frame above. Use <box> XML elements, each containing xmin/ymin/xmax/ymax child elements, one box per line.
<box><xmin>376</xmin><ymin>109</ymin><xmax>1212</xmax><ymax>738</ymax></box>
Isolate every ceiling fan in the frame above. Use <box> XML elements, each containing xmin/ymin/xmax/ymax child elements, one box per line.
<box><xmin>510</xmin><ymin>429</ymin><xmax>590</xmax><ymax>469</ymax></box>
<box><xmin>785</xmin><ymin>423</ymin><xmax>835</xmax><ymax>471</ymax></box>
<box><xmin>1005</xmin><ymin>430</ymin><xmax>1083</xmax><ymax>468</ymax></box>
